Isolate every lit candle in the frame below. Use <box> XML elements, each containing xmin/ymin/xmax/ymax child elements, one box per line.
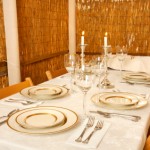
<box><xmin>81</xmin><ymin>31</ymin><xmax>85</xmax><ymax>45</ymax></box>
<box><xmin>104</xmin><ymin>32</ymin><xmax>108</xmax><ymax>47</ymax></box>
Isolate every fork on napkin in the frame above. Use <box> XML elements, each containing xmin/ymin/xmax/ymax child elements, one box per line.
<box><xmin>67</xmin><ymin>118</ymin><xmax>111</xmax><ymax>148</ymax></box>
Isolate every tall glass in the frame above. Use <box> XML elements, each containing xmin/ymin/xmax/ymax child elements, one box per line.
<box><xmin>64</xmin><ymin>53</ymin><xmax>79</xmax><ymax>93</ymax></box>
<box><xmin>75</xmin><ymin>65</ymin><xmax>93</xmax><ymax>117</ymax></box>
<box><xmin>116</xmin><ymin>45</ymin><xmax>127</xmax><ymax>75</ymax></box>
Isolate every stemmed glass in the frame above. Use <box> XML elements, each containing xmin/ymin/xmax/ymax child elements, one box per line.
<box><xmin>64</xmin><ymin>53</ymin><xmax>79</xmax><ymax>93</ymax></box>
<box><xmin>116</xmin><ymin>45</ymin><xmax>127</xmax><ymax>74</ymax></box>
<box><xmin>75</xmin><ymin>65</ymin><xmax>93</xmax><ymax>117</ymax></box>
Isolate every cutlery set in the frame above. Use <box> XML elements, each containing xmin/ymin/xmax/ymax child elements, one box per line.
<box><xmin>75</xmin><ymin>117</ymin><xmax>103</xmax><ymax>144</ymax></box>
<box><xmin>0</xmin><ymin>109</ymin><xmax>19</xmax><ymax>126</ymax></box>
<box><xmin>5</xmin><ymin>98</ymin><xmax>43</xmax><ymax>106</ymax></box>
<box><xmin>90</xmin><ymin>110</ymin><xmax>141</xmax><ymax>122</ymax></box>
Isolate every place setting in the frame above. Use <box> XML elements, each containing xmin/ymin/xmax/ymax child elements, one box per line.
<box><xmin>121</xmin><ymin>72</ymin><xmax>150</xmax><ymax>86</ymax></box>
<box><xmin>20</xmin><ymin>84</ymin><xmax>69</xmax><ymax>100</ymax></box>
<box><xmin>67</xmin><ymin>116</ymin><xmax>111</xmax><ymax>149</ymax></box>
<box><xmin>91</xmin><ymin>91</ymin><xmax>148</xmax><ymax>111</ymax></box>
<box><xmin>7</xmin><ymin>106</ymin><xmax>78</xmax><ymax>134</ymax></box>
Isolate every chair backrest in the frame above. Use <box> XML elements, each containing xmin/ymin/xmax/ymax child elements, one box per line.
<box><xmin>144</xmin><ymin>135</ymin><xmax>150</xmax><ymax>150</ymax></box>
<box><xmin>0</xmin><ymin>77</ymin><xmax>33</xmax><ymax>99</ymax></box>
<box><xmin>46</xmin><ymin>68</ymin><xmax>67</xmax><ymax>80</ymax></box>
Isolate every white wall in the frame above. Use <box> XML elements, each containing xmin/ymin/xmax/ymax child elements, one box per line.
<box><xmin>69</xmin><ymin>0</ymin><xmax>76</xmax><ymax>54</ymax></box>
<box><xmin>2</xmin><ymin>0</ymin><xmax>21</xmax><ymax>85</ymax></box>
<box><xmin>2</xmin><ymin>0</ymin><xmax>76</xmax><ymax>85</ymax></box>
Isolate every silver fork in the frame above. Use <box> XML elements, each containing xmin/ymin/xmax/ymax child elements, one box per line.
<box><xmin>0</xmin><ymin>109</ymin><xmax>20</xmax><ymax>126</ymax></box>
<box><xmin>0</xmin><ymin>109</ymin><xmax>17</xmax><ymax>119</ymax></box>
<box><xmin>5</xmin><ymin>99</ymin><xmax>37</xmax><ymax>105</ymax></box>
<box><xmin>82</xmin><ymin>121</ymin><xmax>103</xmax><ymax>144</ymax></box>
<box><xmin>75</xmin><ymin>116</ymin><xmax>95</xmax><ymax>142</ymax></box>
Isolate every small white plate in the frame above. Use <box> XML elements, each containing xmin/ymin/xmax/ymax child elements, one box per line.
<box><xmin>20</xmin><ymin>85</ymin><xmax>69</xmax><ymax>100</ymax></box>
<box><xmin>99</xmin><ymin>92</ymin><xmax>139</xmax><ymax>106</ymax></box>
<box><xmin>16</xmin><ymin>109</ymin><xmax>65</xmax><ymax>129</ymax></box>
<box><xmin>123</xmin><ymin>72</ymin><xmax>150</xmax><ymax>81</ymax></box>
<box><xmin>28</xmin><ymin>86</ymin><xmax>62</xmax><ymax>99</ymax></box>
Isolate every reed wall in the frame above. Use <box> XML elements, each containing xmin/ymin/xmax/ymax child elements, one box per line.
<box><xmin>0</xmin><ymin>0</ymin><xmax>8</xmax><ymax>88</ymax></box>
<box><xmin>76</xmin><ymin>0</ymin><xmax>150</xmax><ymax>56</ymax></box>
<box><xmin>17</xmin><ymin>0</ymin><xmax>69</xmax><ymax>84</ymax></box>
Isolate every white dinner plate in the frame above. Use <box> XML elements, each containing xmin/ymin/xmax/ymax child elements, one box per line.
<box><xmin>122</xmin><ymin>72</ymin><xmax>150</xmax><ymax>82</ymax></box>
<box><xmin>20</xmin><ymin>85</ymin><xmax>69</xmax><ymax>100</ymax></box>
<box><xmin>7</xmin><ymin>106</ymin><xmax>78</xmax><ymax>134</ymax></box>
<box><xmin>91</xmin><ymin>92</ymin><xmax>147</xmax><ymax>110</ymax></box>
<box><xmin>99</xmin><ymin>92</ymin><xmax>139</xmax><ymax>106</ymax></box>
<box><xmin>16</xmin><ymin>109</ymin><xmax>65</xmax><ymax>129</ymax></box>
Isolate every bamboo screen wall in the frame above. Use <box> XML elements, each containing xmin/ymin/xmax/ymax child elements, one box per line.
<box><xmin>0</xmin><ymin>0</ymin><xmax>8</xmax><ymax>88</ymax></box>
<box><xmin>17</xmin><ymin>0</ymin><xmax>68</xmax><ymax>84</ymax></box>
<box><xmin>76</xmin><ymin>0</ymin><xmax>150</xmax><ymax>56</ymax></box>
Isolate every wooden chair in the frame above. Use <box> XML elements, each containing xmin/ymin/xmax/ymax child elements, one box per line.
<box><xmin>144</xmin><ymin>135</ymin><xmax>150</xmax><ymax>150</ymax></box>
<box><xmin>0</xmin><ymin>77</ymin><xmax>33</xmax><ymax>99</ymax></box>
<box><xmin>45</xmin><ymin>68</ymin><xmax>68</xmax><ymax>80</ymax></box>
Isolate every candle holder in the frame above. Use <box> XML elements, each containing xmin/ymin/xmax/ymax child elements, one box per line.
<box><xmin>80</xmin><ymin>44</ymin><xmax>88</xmax><ymax>70</ymax></box>
<box><xmin>98</xmin><ymin>45</ymin><xmax>114</xmax><ymax>89</ymax></box>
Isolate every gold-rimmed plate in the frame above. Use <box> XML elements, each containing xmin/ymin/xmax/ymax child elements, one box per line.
<box><xmin>122</xmin><ymin>72</ymin><xmax>150</xmax><ymax>82</ymax></box>
<box><xmin>29</xmin><ymin>86</ymin><xmax>62</xmax><ymax>98</ymax></box>
<box><xmin>7</xmin><ymin>106</ymin><xmax>78</xmax><ymax>134</ymax></box>
<box><xmin>99</xmin><ymin>92</ymin><xmax>139</xmax><ymax>106</ymax></box>
<box><xmin>20</xmin><ymin>85</ymin><xmax>69</xmax><ymax>100</ymax></box>
<box><xmin>91</xmin><ymin>92</ymin><xmax>147</xmax><ymax>110</ymax></box>
<box><xmin>16</xmin><ymin>109</ymin><xmax>65</xmax><ymax>129</ymax></box>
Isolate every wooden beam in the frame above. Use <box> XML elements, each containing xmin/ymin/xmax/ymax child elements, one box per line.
<box><xmin>21</xmin><ymin>50</ymin><xmax>69</xmax><ymax>66</ymax></box>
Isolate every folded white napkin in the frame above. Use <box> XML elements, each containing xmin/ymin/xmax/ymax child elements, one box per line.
<box><xmin>67</xmin><ymin>118</ymin><xmax>111</xmax><ymax>149</ymax></box>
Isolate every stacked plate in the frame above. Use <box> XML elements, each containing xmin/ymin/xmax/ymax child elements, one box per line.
<box><xmin>7</xmin><ymin>106</ymin><xmax>78</xmax><ymax>134</ymax></box>
<box><xmin>20</xmin><ymin>85</ymin><xmax>69</xmax><ymax>100</ymax></box>
<box><xmin>122</xmin><ymin>72</ymin><xmax>150</xmax><ymax>84</ymax></box>
<box><xmin>91</xmin><ymin>92</ymin><xmax>147</xmax><ymax>110</ymax></box>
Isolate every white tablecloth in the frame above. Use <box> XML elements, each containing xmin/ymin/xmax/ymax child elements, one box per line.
<box><xmin>0</xmin><ymin>70</ymin><xmax>150</xmax><ymax>150</ymax></box>
<box><xmin>108</xmin><ymin>55</ymin><xmax>150</xmax><ymax>74</ymax></box>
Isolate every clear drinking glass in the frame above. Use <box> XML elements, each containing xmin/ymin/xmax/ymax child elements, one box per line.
<box><xmin>116</xmin><ymin>45</ymin><xmax>127</xmax><ymax>74</ymax></box>
<box><xmin>64</xmin><ymin>53</ymin><xmax>79</xmax><ymax>93</ymax></box>
<box><xmin>75</xmin><ymin>65</ymin><xmax>93</xmax><ymax>117</ymax></box>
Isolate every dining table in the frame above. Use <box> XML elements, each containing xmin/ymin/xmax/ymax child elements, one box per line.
<box><xmin>0</xmin><ymin>69</ymin><xmax>150</xmax><ymax>150</ymax></box>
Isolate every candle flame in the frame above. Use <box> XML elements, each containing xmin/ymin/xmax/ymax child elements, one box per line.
<box><xmin>105</xmin><ymin>32</ymin><xmax>107</xmax><ymax>36</ymax></box>
<box><xmin>82</xmin><ymin>31</ymin><xmax>85</xmax><ymax>36</ymax></box>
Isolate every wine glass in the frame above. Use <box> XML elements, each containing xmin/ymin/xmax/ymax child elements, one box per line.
<box><xmin>75</xmin><ymin>65</ymin><xmax>93</xmax><ymax>117</ymax></box>
<box><xmin>64</xmin><ymin>53</ymin><xmax>79</xmax><ymax>93</ymax></box>
<box><xmin>91</xmin><ymin>55</ymin><xmax>105</xmax><ymax>87</ymax></box>
<box><xmin>116</xmin><ymin>45</ymin><xmax>127</xmax><ymax>74</ymax></box>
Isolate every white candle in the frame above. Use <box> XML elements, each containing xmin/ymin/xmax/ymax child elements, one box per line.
<box><xmin>104</xmin><ymin>32</ymin><xmax>108</xmax><ymax>47</ymax></box>
<box><xmin>81</xmin><ymin>31</ymin><xmax>84</xmax><ymax>45</ymax></box>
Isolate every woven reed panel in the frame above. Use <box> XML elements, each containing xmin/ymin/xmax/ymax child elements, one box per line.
<box><xmin>0</xmin><ymin>0</ymin><xmax>8</xmax><ymax>88</ymax></box>
<box><xmin>16</xmin><ymin>0</ymin><xmax>68</xmax><ymax>84</ymax></box>
<box><xmin>76</xmin><ymin>0</ymin><xmax>150</xmax><ymax>56</ymax></box>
